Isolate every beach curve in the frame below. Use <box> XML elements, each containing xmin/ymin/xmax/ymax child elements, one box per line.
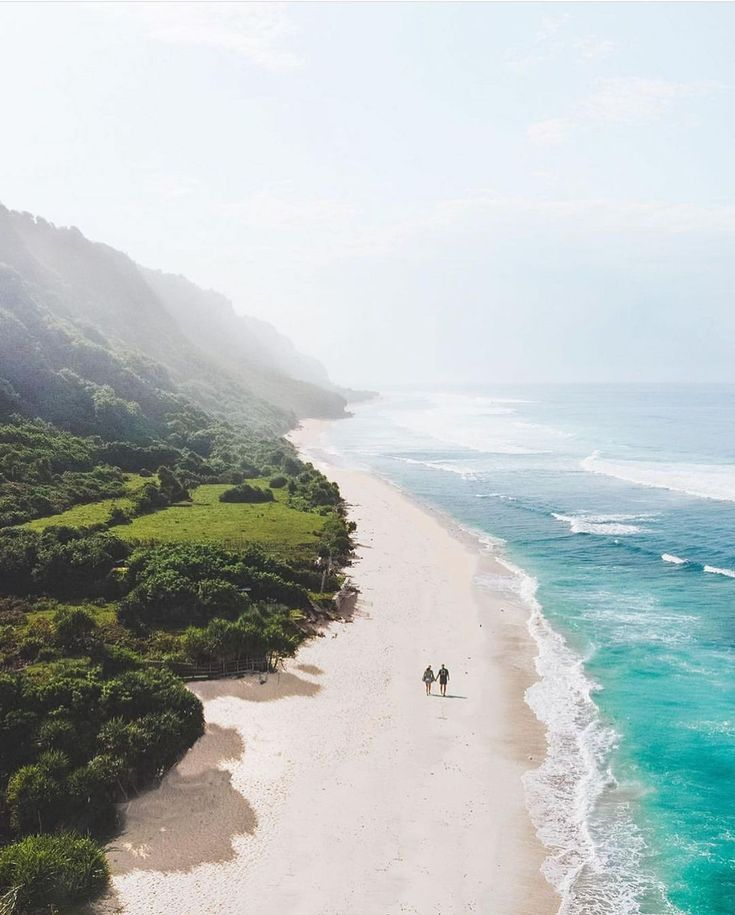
<box><xmin>104</xmin><ymin>418</ymin><xmax>557</xmax><ymax>915</ymax></box>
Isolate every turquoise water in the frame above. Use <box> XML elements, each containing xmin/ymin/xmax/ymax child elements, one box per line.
<box><xmin>323</xmin><ymin>386</ymin><xmax>735</xmax><ymax>915</ymax></box>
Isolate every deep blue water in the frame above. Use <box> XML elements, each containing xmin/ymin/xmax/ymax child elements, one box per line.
<box><xmin>323</xmin><ymin>385</ymin><xmax>735</xmax><ymax>915</ymax></box>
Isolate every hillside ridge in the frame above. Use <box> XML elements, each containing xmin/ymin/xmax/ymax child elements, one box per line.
<box><xmin>0</xmin><ymin>203</ymin><xmax>348</xmax><ymax>432</ymax></box>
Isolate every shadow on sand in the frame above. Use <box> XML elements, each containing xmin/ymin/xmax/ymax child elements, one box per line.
<box><xmin>106</xmin><ymin>724</ymin><xmax>255</xmax><ymax>876</ymax></box>
<box><xmin>191</xmin><ymin>670</ymin><xmax>321</xmax><ymax>703</ymax></box>
<box><xmin>430</xmin><ymin>694</ymin><xmax>467</xmax><ymax>700</ymax></box>
<box><xmin>295</xmin><ymin>663</ymin><xmax>324</xmax><ymax>676</ymax></box>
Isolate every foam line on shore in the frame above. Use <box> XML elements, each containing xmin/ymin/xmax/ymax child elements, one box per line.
<box><xmin>107</xmin><ymin>418</ymin><xmax>559</xmax><ymax>915</ymax></box>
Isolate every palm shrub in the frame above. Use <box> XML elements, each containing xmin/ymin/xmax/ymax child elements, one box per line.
<box><xmin>5</xmin><ymin>751</ymin><xmax>69</xmax><ymax>835</ymax></box>
<box><xmin>0</xmin><ymin>833</ymin><xmax>109</xmax><ymax>912</ymax></box>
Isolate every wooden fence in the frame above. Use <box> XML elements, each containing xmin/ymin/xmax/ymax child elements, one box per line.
<box><xmin>142</xmin><ymin>656</ymin><xmax>269</xmax><ymax>681</ymax></box>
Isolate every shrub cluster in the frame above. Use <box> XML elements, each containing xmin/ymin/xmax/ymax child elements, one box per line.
<box><xmin>0</xmin><ymin>417</ymin><xmax>129</xmax><ymax>527</ymax></box>
<box><xmin>0</xmin><ymin>833</ymin><xmax>109</xmax><ymax>913</ymax></box>
<box><xmin>118</xmin><ymin>542</ymin><xmax>310</xmax><ymax>629</ymax></box>
<box><xmin>0</xmin><ymin>660</ymin><xmax>203</xmax><ymax>910</ymax></box>
<box><xmin>183</xmin><ymin>602</ymin><xmax>300</xmax><ymax>669</ymax></box>
<box><xmin>0</xmin><ymin>527</ymin><xmax>129</xmax><ymax>600</ymax></box>
<box><xmin>0</xmin><ymin>413</ymin><xmax>354</xmax><ymax>913</ymax></box>
<box><xmin>219</xmin><ymin>483</ymin><xmax>274</xmax><ymax>504</ymax></box>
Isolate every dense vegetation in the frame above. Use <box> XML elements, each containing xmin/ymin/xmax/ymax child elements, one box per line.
<box><xmin>0</xmin><ymin>442</ymin><xmax>352</xmax><ymax>911</ymax></box>
<box><xmin>0</xmin><ymin>206</ymin><xmax>358</xmax><ymax>911</ymax></box>
<box><xmin>0</xmin><ymin>207</ymin><xmax>353</xmax><ymax>430</ymax></box>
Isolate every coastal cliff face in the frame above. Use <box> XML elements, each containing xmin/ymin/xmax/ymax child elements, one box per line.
<box><xmin>0</xmin><ymin>204</ymin><xmax>348</xmax><ymax>434</ymax></box>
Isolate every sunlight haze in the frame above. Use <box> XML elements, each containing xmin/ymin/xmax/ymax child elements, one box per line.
<box><xmin>1</xmin><ymin>1</ymin><xmax>733</xmax><ymax>386</ymax></box>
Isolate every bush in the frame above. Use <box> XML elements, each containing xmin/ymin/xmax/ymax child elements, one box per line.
<box><xmin>31</xmin><ymin>529</ymin><xmax>130</xmax><ymax>600</ymax></box>
<box><xmin>0</xmin><ymin>529</ymin><xmax>39</xmax><ymax>595</ymax></box>
<box><xmin>219</xmin><ymin>484</ymin><xmax>274</xmax><ymax>504</ymax></box>
<box><xmin>246</xmin><ymin>571</ymin><xmax>309</xmax><ymax>609</ymax></box>
<box><xmin>17</xmin><ymin>619</ymin><xmax>54</xmax><ymax>662</ymax></box>
<box><xmin>196</xmin><ymin>579</ymin><xmax>248</xmax><ymax>620</ymax></box>
<box><xmin>0</xmin><ymin>833</ymin><xmax>109</xmax><ymax>912</ymax></box>
<box><xmin>6</xmin><ymin>757</ymin><xmax>67</xmax><ymax>834</ymax></box>
<box><xmin>282</xmin><ymin>456</ymin><xmax>301</xmax><ymax>476</ymax></box>
<box><xmin>269</xmin><ymin>475</ymin><xmax>287</xmax><ymax>489</ymax></box>
<box><xmin>118</xmin><ymin>570</ymin><xmax>198</xmax><ymax>628</ymax></box>
<box><xmin>131</xmin><ymin>481</ymin><xmax>167</xmax><ymax>515</ymax></box>
<box><xmin>238</xmin><ymin>461</ymin><xmax>260</xmax><ymax>479</ymax></box>
<box><xmin>35</xmin><ymin>718</ymin><xmax>85</xmax><ymax>763</ymax></box>
<box><xmin>157</xmin><ymin>466</ymin><xmax>189</xmax><ymax>503</ymax></box>
<box><xmin>53</xmin><ymin>607</ymin><xmax>98</xmax><ymax>653</ymax></box>
<box><xmin>67</xmin><ymin>755</ymin><xmax>122</xmax><ymax>830</ymax></box>
<box><xmin>107</xmin><ymin>505</ymin><xmax>131</xmax><ymax>526</ymax></box>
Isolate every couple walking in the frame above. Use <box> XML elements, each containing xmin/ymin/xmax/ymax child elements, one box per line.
<box><xmin>422</xmin><ymin>664</ymin><xmax>449</xmax><ymax>696</ymax></box>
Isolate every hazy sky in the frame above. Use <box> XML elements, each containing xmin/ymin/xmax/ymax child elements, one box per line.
<box><xmin>1</xmin><ymin>2</ymin><xmax>734</xmax><ymax>386</ymax></box>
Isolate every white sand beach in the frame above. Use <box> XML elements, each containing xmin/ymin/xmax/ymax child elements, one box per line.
<box><xmin>105</xmin><ymin>419</ymin><xmax>557</xmax><ymax>915</ymax></box>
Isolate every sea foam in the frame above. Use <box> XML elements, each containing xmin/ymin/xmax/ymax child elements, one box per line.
<box><xmin>662</xmin><ymin>553</ymin><xmax>687</xmax><ymax>565</ymax></box>
<box><xmin>383</xmin><ymin>392</ymin><xmax>563</xmax><ymax>455</ymax></box>
<box><xmin>496</xmin><ymin>557</ymin><xmax>679</xmax><ymax>914</ymax></box>
<box><xmin>394</xmin><ymin>456</ymin><xmax>479</xmax><ymax>478</ymax></box>
<box><xmin>552</xmin><ymin>512</ymin><xmax>648</xmax><ymax>536</ymax></box>
<box><xmin>582</xmin><ymin>452</ymin><xmax>735</xmax><ymax>503</ymax></box>
<box><xmin>703</xmin><ymin>565</ymin><xmax>735</xmax><ymax>579</ymax></box>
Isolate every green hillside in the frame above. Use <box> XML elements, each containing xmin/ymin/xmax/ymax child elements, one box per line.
<box><xmin>0</xmin><ymin>204</ymin><xmax>348</xmax><ymax>432</ymax></box>
<box><xmin>0</xmin><ymin>204</ymin><xmax>355</xmax><ymax>912</ymax></box>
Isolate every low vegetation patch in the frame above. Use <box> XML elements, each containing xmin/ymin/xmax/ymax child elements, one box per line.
<box><xmin>0</xmin><ymin>833</ymin><xmax>109</xmax><ymax>913</ymax></box>
<box><xmin>0</xmin><ymin>418</ymin><xmax>354</xmax><ymax>911</ymax></box>
<box><xmin>118</xmin><ymin>484</ymin><xmax>325</xmax><ymax>559</ymax></box>
<box><xmin>23</xmin><ymin>474</ymin><xmax>149</xmax><ymax>532</ymax></box>
<box><xmin>219</xmin><ymin>482</ymin><xmax>274</xmax><ymax>503</ymax></box>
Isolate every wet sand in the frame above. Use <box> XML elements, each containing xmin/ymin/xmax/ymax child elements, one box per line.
<box><xmin>105</xmin><ymin>419</ymin><xmax>557</xmax><ymax>915</ymax></box>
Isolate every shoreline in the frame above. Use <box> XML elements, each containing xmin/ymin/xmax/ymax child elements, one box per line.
<box><xmin>105</xmin><ymin>417</ymin><xmax>558</xmax><ymax>915</ymax></box>
<box><xmin>292</xmin><ymin>418</ymin><xmax>557</xmax><ymax>912</ymax></box>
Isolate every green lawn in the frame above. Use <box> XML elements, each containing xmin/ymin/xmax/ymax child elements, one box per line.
<box><xmin>24</xmin><ymin>602</ymin><xmax>118</xmax><ymax>628</ymax></box>
<box><xmin>24</xmin><ymin>475</ymin><xmax>150</xmax><ymax>531</ymax></box>
<box><xmin>118</xmin><ymin>483</ymin><xmax>325</xmax><ymax>557</ymax></box>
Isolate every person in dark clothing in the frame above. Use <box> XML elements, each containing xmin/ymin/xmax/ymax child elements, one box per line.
<box><xmin>437</xmin><ymin>664</ymin><xmax>449</xmax><ymax>696</ymax></box>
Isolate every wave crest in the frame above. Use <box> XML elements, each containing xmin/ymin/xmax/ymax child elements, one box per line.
<box><xmin>703</xmin><ymin>564</ymin><xmax>735</xmax><ymax>579</ymax></box>
<box><xmin>495</xmin><ymin>559</ymin><xmax>677</xmax><ymax>914</ymax></box>
<box><xmin>582</xmin><ymin>452</ymin><xmax>735</xmax><ymax>503</ymax></box>
<box><xmin>552</xmin><ymin>512</ymin><xmax>649</xmax><ymax>536</ymax></box>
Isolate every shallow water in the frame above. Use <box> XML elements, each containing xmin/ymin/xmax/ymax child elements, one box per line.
<box><xmin>323</xmin><ymin>385</ymin><xmax>735</xmax><ymax>915</ymax></box>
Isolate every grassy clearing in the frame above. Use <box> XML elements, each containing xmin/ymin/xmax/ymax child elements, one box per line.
<box><xmin>24</xmin><ymin>475</ymin><xmax>149</xmax><ymax>531</ymax></box>
<box><xmin>118</xmin><ymin>483</ymin><xmax>325</xmax><ymax>557</ymax></box>
<box><xmin>23</xmin><ymin>602</ymin><xmax>118</xmax><ymax>627</ymax></box>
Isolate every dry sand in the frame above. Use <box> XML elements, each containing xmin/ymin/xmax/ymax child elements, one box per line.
<box><xmin>105</xmin><ymin>419</ymin><xmax>558</xmax><ymax>915</ymax></box>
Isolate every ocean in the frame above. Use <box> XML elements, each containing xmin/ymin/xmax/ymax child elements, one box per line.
<box><xmin>320</xmin><ymin>385</ymin><xmax>735</xmax><ymax>915</ymax></box>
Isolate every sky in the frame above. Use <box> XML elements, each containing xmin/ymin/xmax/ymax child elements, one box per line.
<box><xmin>1</xmin><ymin>1</ymin><xmax>734</xmax><ymax>387</ymax></box>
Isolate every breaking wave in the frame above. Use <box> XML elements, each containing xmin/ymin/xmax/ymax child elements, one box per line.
<box><xmin>582</xmin><ymin>452</ymin><xmax>735</xmax><ymax>503</ymax></box>
<box><xmin>552</xmin><ymin>512</ymin><xmax>650</xmax><ymax>536</ymax></box>
<box><xmin>703</xmin><ymin>565</ymin><xmax>735</xmax><ymax>579</ymax></box>
<box><xmin>494</xmin><ymin>557</ymin><xmax>678</xmax><ymax>914</ymax></box>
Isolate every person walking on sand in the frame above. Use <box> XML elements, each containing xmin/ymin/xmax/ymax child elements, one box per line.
<box><xmin>437</xmin><ymin>664</ymin><xmax>450</xmax><ymax>697</ymax></box>
<box><xmin>422</xmin><ymin>665</ymin><xmax>436</xmax><ymax>695</ymax></box>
